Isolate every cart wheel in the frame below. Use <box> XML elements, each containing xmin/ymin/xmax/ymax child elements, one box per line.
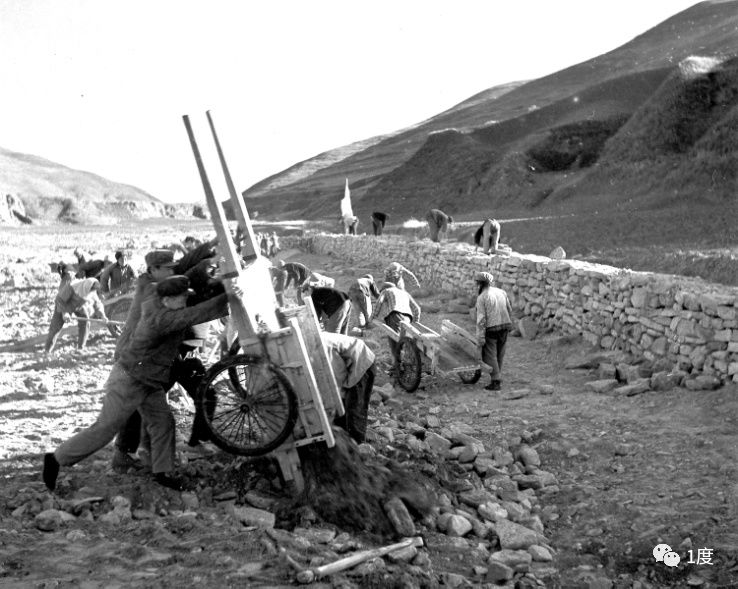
<box><xmin>397</xmin><ymin>337</ymin><xmax>422</xmax><ymax>393</ymax></box>
<box><xmin>104</xmin><ymin>298</ymin><xmax>132</xmax><ymax>337</ymax></box>
<box><xmin>458</xmin><ymin>369</ymin><xmax>482</xmax><ymax>384</ymax></box>
<box><xmin>197</xmin><ymin>354</ymin><xmax>298</xmax><ymax>456</ymax></box>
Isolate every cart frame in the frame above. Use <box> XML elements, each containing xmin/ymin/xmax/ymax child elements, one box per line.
<box><xmin>378</xmin><ymin>319</ymin><xmax>481</xmax><ymax>392</ymax></box>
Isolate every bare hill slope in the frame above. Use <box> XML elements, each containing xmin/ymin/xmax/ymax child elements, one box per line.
<box><xmin>244</xmin><ymin>0</ymin><xmax>738</xmax><ymax>221</ymax></box>
<box><xmin>0</xmin><ymin>147</ymin><xmax>203</xmax><ymax>225</ymax></box>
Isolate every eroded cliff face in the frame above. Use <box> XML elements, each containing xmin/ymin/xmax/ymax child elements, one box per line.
<box><xmin>0</xmin><ymin>194</ymin><xmax>208</xmax><ymax>225</ymax></box>
<box><xmin>0</xmin><ymin>194</ymin><xmax>32</xmax><ymax>225</ymax></box>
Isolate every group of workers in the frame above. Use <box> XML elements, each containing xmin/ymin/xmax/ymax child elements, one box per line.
<box><xmin>44</xmin><ymin>250</ymin><xmax>137</xmax><ymax>354</ymax></box>
<box><xmin>258</xmin><ymin>231</ymin><xmax>280</xmax><ymax>258</ymax></box>
<box><xmin>342</xmin><ymin>208</ymin><xmax>504</xmax><ymax>255</ymax></box>
<box><xmin>41</xmin><ymin>213</ymin><xmax>514</xmax><ymax>494</ymax></box>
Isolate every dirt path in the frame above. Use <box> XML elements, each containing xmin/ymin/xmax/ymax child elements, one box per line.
<box><xmin>1</xmin><ymin>245</ymin><xmax>736</xmax><ymax>588</ymax></box>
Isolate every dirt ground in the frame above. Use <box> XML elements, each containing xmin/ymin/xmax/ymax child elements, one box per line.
<box><xmin>1</xmin><ymin>230</ymin><xmax>737</xmax><ymax>588</ymax></box>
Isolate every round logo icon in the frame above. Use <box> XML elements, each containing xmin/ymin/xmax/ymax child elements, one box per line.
<box><xmin>663</xmin><ymin>551</ymin><xmax>681</xmax><ymax>568</ymax></box>
<box><xmin>653</xmin><ymin>544</ymin><xmax>672</xmax><ymax>562</ymax></box>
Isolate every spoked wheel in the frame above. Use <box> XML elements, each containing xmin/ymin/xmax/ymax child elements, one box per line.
<box><xmin>104</xmin><ymin>298</ymin><xmax>132</xmax><ymax>337</ymax></box>
<box><xmin>396</xmin><ymin>337</ymin><xmax>422</xmax><ymax>393</ymax></box>
<box><xmin>458</xmin><ymin>368</ymin><xmax>482</xmax><ymax>384</ymax></box>
<box><xmin>197</xmin><ymin>354</ymin><xmax>298</xmax><ymax>456</ymax></box>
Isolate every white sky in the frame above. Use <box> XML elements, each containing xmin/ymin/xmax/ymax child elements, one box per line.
<box><xmin>0</xmin><ymin>0</ymin><xmax>699</xmax><ymax>204</ymax></box>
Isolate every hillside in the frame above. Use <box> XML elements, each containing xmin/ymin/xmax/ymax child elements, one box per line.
<box><xmin>243</xmin><ymin>0</ymin><xmax>738</xmax><ymax>223</ymax></box>
<box><xmin>0</xmin><ymin>147</ymin><xmax>204</xmax><ymax>225</ymax></box>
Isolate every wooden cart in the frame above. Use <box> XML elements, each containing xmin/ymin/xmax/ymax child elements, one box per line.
<box><xmin>183</xmin><ymin>112</ymin><xmax>344</xmax><ymax>492</ymax></box>
<box><xmin>378</xmin><ymin>319</ymin><xmax>482</xmax><ymax>392</ymax></box>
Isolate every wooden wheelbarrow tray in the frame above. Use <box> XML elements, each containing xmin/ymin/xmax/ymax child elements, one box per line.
<box><xmin>378</xmin><ymin>319</ymin><xmax>481</xmax><ymax>392</ymax></box>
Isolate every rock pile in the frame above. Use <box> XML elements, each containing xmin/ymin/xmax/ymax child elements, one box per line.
<box><xmin>354</xmin><ymin>382</ymin><xmax>559</xmax><ymax>586</ymax></box>
<box><xmin>570</xmin><ymin>349</ymin><xmax>724</xmax><ymax>396</ymax></box>
<box><xmin>1</xmin><ymin>383</ymin><xmax>560</xmax><ymax>587</ymax></box>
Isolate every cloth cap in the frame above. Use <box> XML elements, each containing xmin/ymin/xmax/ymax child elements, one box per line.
<box><xmin>115</xmin><ymin>250</ymin><xmax>124</xmax><ymax>260</ymax></box>
<box><xmin>362</xmin><ymin>274</ymin><xmax>374</xmax><ymax>282</ymax></box>
<box><xmin>145</xmin><ymin>249</ymin><xmax>176</xmax><ymax>268</ymax></box>
<box><xmin>475</xmin><ymin>271</ymin><xmax>494</xmax><ymax>285</ymax></box>
<box><xmin>157</xmin><ymin>275</ymin><xmax>195</xmax><ymax>297</ymax></box>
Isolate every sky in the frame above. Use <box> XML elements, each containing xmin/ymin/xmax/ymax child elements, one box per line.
<box><xmin>0</xmin><ymin>0</ymin><xmax>701</xmax><ymax>204</ymax></box>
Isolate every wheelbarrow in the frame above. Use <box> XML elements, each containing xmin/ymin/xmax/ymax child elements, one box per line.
<box><xmin>378</xmin><ymin>319</ymin><xmax>482</xmax><ymax>392</ymax></box>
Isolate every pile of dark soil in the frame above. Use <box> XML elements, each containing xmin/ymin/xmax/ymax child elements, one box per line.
<box><xmin>275</xmin><ymin>429</ymin><xmax>439</xmax><ymax>540</ymax></box>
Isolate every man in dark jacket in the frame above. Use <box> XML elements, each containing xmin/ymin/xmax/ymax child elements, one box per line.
<box><xmin>43</xmin><ymin>275</ymin><xmax>230</xmax><ymax>492</ymax></box>
<box><xmin>112</xmin><ymin>243</ymin><xmax>218</xmax><ymax>468</ymax></box>
<box><xmin>305</xmin><ymin>285</ymin><xmax>352</xmax><ymax>335</ymax></box>
<box><xmin>99</xmin><ymin>251</ymin><xmax>136</xmax><ymax>295</ymax></box>
<box><xmin>371</xmin><ymin>212</ymin><xmax>388</xmax><ymax>236</ymax></box>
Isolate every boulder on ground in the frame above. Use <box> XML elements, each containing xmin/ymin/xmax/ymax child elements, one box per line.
<box><xmin>518</xmin><ymin>317</ymin><xmax>539</xmax><ymax>340</ymax></box>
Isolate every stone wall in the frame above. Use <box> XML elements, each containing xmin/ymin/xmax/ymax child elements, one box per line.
<box><xmin>289</xmin><ymin>233</ymin><xmax>738</xmax><ymax>384</ymax></box>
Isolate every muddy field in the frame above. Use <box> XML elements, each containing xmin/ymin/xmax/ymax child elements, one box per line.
<box><xmin>1</xmin><ymin>223</ymin><xmax>737</xmax><ymax>588</ymax></box>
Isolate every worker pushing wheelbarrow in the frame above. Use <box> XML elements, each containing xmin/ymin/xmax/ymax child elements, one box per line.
<box><xmin>371</xmin><ymin>281</ymin><xmax>481</xmax><ymax>392</ymax></box>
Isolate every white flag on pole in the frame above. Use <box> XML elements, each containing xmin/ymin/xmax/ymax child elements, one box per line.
<box><xmin>340</xmin><ymin>178</ymin><xmax>354</xmax><ymax>218</ymax></box>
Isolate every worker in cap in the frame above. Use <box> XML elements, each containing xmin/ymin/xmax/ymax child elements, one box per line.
<box><xmin>111</xmin><ymin>240</ymin><xmax>219</xmax><ymax>468</ymax></box>
<box><xmin>44</xmin><ymin>274</ymin><xmax>233</xmax><ymax>492</ymax></box>
<box><xmin>474</xmin><ymin>271</ymin><xmax>513</xmax><ymax>391</ymax></box>
<box><xmin>383</xmin><ymin>262</ymin><xmax>420</xmax><ymax>291</ymax></box>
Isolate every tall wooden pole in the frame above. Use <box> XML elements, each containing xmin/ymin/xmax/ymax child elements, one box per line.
<box><xmin>206</xmin><ymin>110</ymin><xmax>260</xmax><ymax>263</ymax></box>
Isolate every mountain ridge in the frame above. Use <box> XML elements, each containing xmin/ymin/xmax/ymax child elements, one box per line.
<box><xmin>242</xmin><ymin>0</ymin><xmax>738</xmax><ymax>222</ymax></box>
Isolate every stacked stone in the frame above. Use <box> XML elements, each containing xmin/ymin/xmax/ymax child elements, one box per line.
<box><xmin>292</xmin><ymin>233</ymin><xmax>738</xmax><ymax>385</ymax></box>
<box><xmin>369</xmin><ymin>385</ymin><xmax>557</xmax><ymax>586</ymax></box>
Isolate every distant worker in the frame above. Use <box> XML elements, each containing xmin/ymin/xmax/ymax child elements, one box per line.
<box><xmin>268</xmin><ymin>232</ymin><xmax>280</xmax><ymax>258</ymax></box>
<box><xmin>73</xmin><ymin>248</ymin><xmax>108</xmax><ymax>279</ymax></box>
<box><xmin>348</xmin><ymin>274</ymin><xmax>380</xmax><ymax>329</ymax></box>
<box><xmin>474</xmin><ymin>271</ymin><xmax>512</xmax><ymax>391</ymax></box>
<box><xmin>44</xmin><ymin>266</ymin><xmax>109</xmax><ymax>354</ymax></box>
<box><xmin>474</xmin><ymin>218</ymin><xmax>501</xmax><ymax>254</ymax></box>
<box><xmin>384</xmin><ymin>262</ymin><xmax>421</xmax><ymax>291</ymax></box>
<box><xmin>371</xmin><ymin>281</ymin><xmax>421</xmax><ymax>369</ymax></box>
<box><xmin>371</xmin><ymin>212</ymin><xmax>388</xmax><ymax>236</ymax></box>
<box><xmin>99</xmin><ymin>251</ymin><xmax>137</xmax><ymax>296</ymax></box>
<box><xmin>303</xmin><ymin>285</ymin><xmax>352</xmax><ymax>335</ymax></box>
<box><xmin>425</xmin><ymin>208</ymin><xmax>453</xmax><ymax>243</ymax></box>
<box><xmin>342</xmin><ymin>214</ymin><xmax>359</xmax><ymax>236</ymax></box>
<box><xmin>281</xmin><ymin>261</ymin><xmax>311</xmax><ymax>304</ymax></box>
<box><xmin>322</xmin><ymin>332</ymin><xmax>376</xmax><ymax>444</ymax></box>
